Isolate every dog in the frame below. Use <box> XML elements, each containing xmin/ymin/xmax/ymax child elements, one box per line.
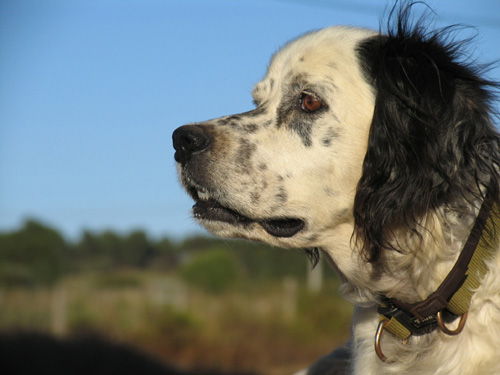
<box><xmin>172</xmin><ymin>4</ymin><xmax>500</xmax><ymax>375</ymax></box>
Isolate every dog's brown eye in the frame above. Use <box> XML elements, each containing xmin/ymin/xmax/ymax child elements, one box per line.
<box><xmin>300</xmin><ymin>93</ymin><xmax>323</xmax><ymax>113</ymax></box>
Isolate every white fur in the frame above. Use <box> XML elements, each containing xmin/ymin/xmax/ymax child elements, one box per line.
<box><xmin>177</xmin><ymin>26</ymin><xmax>500</xmax><ymax>374</ymax></box>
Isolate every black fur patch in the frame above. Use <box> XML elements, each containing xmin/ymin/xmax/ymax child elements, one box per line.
<box><xmin>275</xmin><ymin>186</ymin><xmax>288</xmax><ymax>203</ymax></box>
<box><xmin>241</xmin><ymin>123</ymin><xmax>258</xmax><ymax>133</ymax></box>
<box><xmin>354</xmin><ymin>3</ymin><xmax>500</xmax><ymax>262</ymax></box>
<box><xmin>322</xmin><ymin>127</ymin><xmax>340</xmax><ymax>147</ymax></box>
<box><xmin>242</xmin><ymin>105</ymin><xmax>268</xmax><ymax>117</ymax></box>
<box><xmin>262</xmin><ymin>119</ymin><xmax>274</xmax><ymax>127</ymax></box>
<box><xmin>290</xmin><ymin>119</ymin><xmax>313</xmax><ymax>147</ymax></box>
<box><xmin>216</xmin><ymin>117</ymin><xmax>231</xmax><ymax>126</ymax></box>
<box><xmin>251</xmin><ymin>192</ymin><xmax>261</xmax><ymax>202</ymax></box>
<box><xmin>304</xmin><ymin>247</ymin><xmax>320</xmax><ymax>268</ymax></box>
<box><xmin>276</xmin><ymin>74</ymin><xmax>330</xmax><ymax>147</ymax></box>
<box><xmin>236</xmin><ymin>139</ymin><xmax>257</xmax><ymax>174</ymax></box>
<box><xmin>323</xmin><ymin>187</ymin><xmax>336</xmax><ymax>197</ymax></box>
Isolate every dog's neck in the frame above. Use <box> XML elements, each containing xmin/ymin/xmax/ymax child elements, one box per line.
<box><xmin>383</xmin><ymin>204</ymin><xmax>480</xmax><ymax>303</ymax></box>
<box><xmin>347</xmin><ymin>199</ymin><xmax>500</xmax><ymax>373</ymax></box>
<box><xmin>329</xmin><ymin>200</ymin><xmax>483</xmax><ymax>307</ymax></box>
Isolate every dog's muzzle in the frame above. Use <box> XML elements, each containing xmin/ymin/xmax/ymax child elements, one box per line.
<box><xmin>172</xmin><ymin>124</ymin><xmax>306</xmax><ymax>238</ymax></box>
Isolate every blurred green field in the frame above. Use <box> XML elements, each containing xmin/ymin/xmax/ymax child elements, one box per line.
<box><xmin>0</xmin><ymin>220</ymin><xmax>353</xmax><ymax>374</ymax></box>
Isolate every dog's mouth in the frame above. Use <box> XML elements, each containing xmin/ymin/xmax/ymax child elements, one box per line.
<box><xmin>190</xmin><ymin>189</ymin><xmax>305</xmax><ymax>238</ymax></box>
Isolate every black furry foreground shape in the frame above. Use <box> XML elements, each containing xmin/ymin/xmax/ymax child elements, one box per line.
<box><xmin>0</xmin><ymin>332</ymin><xmax>254</xmax><ymax>375</ymax></box>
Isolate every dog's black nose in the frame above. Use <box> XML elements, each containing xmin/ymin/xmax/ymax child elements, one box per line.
<box><xmin>172</xmin><ymin>125</ymin><xmax>211</xmax><ymax>165</ymax></box>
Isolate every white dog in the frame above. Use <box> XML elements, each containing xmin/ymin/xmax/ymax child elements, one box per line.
<box><xmin>173</xmin><ymin>4</ymin><xmax>500</xmax><ymax>375</ymax></box>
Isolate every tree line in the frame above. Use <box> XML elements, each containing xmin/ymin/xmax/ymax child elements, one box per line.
<box><xmin>0</xmin><ymin>219</ymin><xmax>327</xmax><ymax>288</ymax></box>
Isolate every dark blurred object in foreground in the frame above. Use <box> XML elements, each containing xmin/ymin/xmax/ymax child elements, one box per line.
<box><xmin>0</xmin><ymin>332</ymin><xmax>255</xmax><ymax>375</ymax></box>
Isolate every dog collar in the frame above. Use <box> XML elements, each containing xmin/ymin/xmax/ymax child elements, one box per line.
<box><xmin>375</xmin><ymin>191</ymin><xmax>500</xmax><ymax>361</ymax></box>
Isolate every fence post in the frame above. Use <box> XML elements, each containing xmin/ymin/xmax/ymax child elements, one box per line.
<box><xmin>283</xmin><ymin>277</ymin><xmax>298</xmax><ymax>321</ymax></box>
<box><xmin>307</xmin><ymin>257</ymin><xmax>323</xmax><ymax>293</ymax></box>
<box><xmin>51</xmin><ymin>284</ymin><xmax>67</xmax><ymax>336</ymax></box>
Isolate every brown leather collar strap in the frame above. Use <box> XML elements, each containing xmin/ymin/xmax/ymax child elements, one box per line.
<box><xmin>380</xmin><ymin>190</ymin><xmax>496</xmax><ymax>330</ymax></box>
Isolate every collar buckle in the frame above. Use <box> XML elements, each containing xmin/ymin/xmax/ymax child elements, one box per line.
<box><xmin>377</xmin><ymin>303</ymin><xmax>440</xmax><ymax>336</ymax></box>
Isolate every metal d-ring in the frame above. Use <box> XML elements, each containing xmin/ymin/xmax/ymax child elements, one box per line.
<box><xmin>436</xmin><ymin>311</ymin><xmax>468</xmax><ymax>336</ymax></box>
<box><xmin>374</xmin><ymin>320</ymin><xmax>408</xmax><ymax>363</ymax></box>
<box><xmin>375</xmin><ymin>320</ymin><xmax>390</xmax><ymax>362</ymax></box>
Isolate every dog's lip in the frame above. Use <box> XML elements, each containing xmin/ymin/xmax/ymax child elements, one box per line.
<box><xmin>193</xmin><ymin>199</ymin><xmax>252</xmax><ymax>225</ymax></box>
<box><xmin>191</xmin><ymin>191</ymin><xmax>305</xmax><ymax>238</ymax></box>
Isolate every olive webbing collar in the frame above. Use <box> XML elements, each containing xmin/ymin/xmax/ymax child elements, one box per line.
<box><xmin>377</xmin><ymin>191</ymin><xmax>500</xmax><ymax>344</ymax></box>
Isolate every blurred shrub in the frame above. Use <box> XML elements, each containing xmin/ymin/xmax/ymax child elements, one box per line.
<box><xmin>0</xmin><ymin>220</ymin><xmax>65</xmax><ymax>286</ymax></box>
<box><xmin>0</xmin><ymin>219</ymin><xmax>322</xmax><ymax>287</ymax></box>
<box><xmin>93</xmin><ymin>272</ymin><xmax>143</xmax><ymax>289</ymax></box>
<box><xmin>0</xmin><ymin>264</ymin><xmax>38</xmax><ymax>287</ymax></box>
<box><xmin>292</xmin><ymin>286</ymin><xmax>353</xmax><ymax>342</ymax></box>
<box><xmin>149</xmin><ymin>305</ymin><xmax>200</xmax><ymax>335</ymax></box>
<box><xmin>180</xmin><ymin>249</ymin><xmax>241</xmax><ymax>293</ymax></box>
<box><xmin>68</xmin><ymin>298</ymin><xmax>101</xmax><ymax>334</ymax></box>
<box><xmin>233</xmin><ymin>242</ymin><xmax>309</xmax><ymax>281</ymax></box>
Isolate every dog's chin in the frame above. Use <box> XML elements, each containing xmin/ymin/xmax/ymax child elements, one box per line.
<box><xmin>191</xmin><ymin>197</ymin><xmax>305</xmax><ymax>239</ymax></box>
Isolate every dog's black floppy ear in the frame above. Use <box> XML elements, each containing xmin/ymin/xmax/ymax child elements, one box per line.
<box><xmin>353</xmin><ymin>5</ymin><xmax>500</xmax><ymax>262</ymax></box>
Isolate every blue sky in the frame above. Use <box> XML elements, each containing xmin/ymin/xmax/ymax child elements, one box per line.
<box><xmin>1</xmin><ymin>0</ymin><xmax>499</xmax><ymax>240</ymax></box>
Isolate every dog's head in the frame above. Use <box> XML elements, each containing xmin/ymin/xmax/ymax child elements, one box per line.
<box><xmin>173</xmin><ymin>10</ymin><xmax>499</xmax><ymax>300</ymax></box>
<box><xmin>173</xmin><ymin>26</ymin><xmax>376</xmax><ymax>249</ymax></box>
